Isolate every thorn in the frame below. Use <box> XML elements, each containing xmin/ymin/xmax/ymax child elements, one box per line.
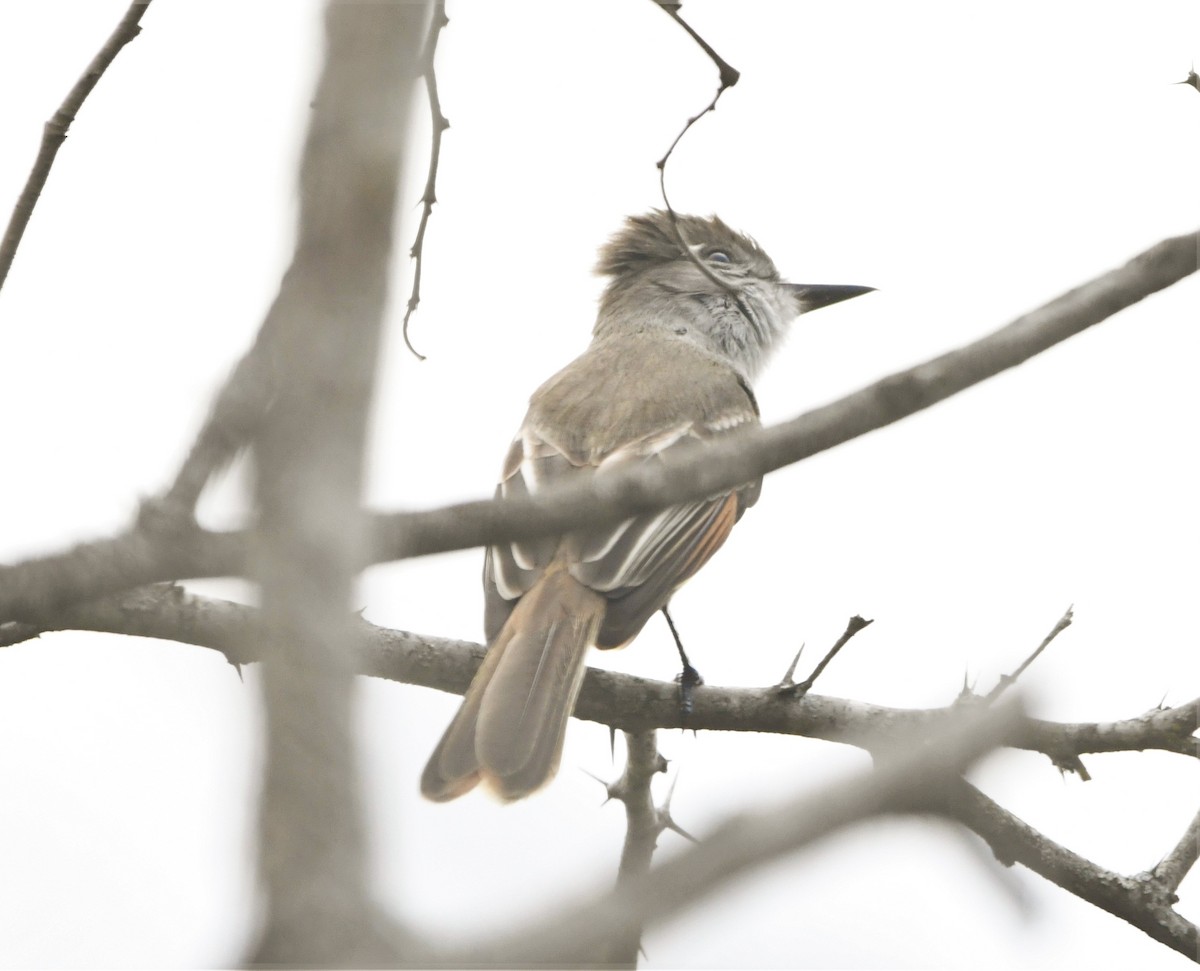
<box><xmin>656</xmin><ymin>773</ymin><xmax>699</xmax><ymax>843</ymax></box>
<box><xmin>777</xmin><ymin>642</ymin><xmax>805</xmax><ymax>688</ymax></box>
<box><xmin>663</xmin><ymin>772</ymin><xmax>681</xmax><ymax>811</ymax></box>
<box><xmin>609</xmin><ymin>724</ymin><xmax>617</xmax><ymax>763</ymax></box>
<box><xmin>580</xmin><ymin>767</ymin><xmax>617</xmax><ymax>804</ymax></box>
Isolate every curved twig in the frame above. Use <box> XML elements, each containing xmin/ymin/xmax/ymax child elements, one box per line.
<box><xmin>400</xmin><ymin>0</ymin><xmax>450</xmax><ymax>361</ymax></box>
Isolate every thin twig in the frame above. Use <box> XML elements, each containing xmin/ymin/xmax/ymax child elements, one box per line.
<box><xmin>400</xmin><ymin>0</ymin><xmax>449</xmax><ymax>361</ymax></box>
<box><xmin>985</xmin><ymin>605</ymin><xmax>1074</xmax><ymax>703</ymax></box>
<box><xmin>650</xmin><ymin>0</ymin><xmax>747</xmax><ymax>307</ymax></box>
<box><xmin>0</xmin><ymin>0</ymin><xmax>152</xmax><ymax>296</ymax></box>
<box><xmin>785</xmin><ymin>615</ymin><xmax>873</xmax><ymax>696</ymax></box>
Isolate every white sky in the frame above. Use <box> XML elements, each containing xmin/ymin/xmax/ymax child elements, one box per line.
<box><xmin>0</xmin><ymin>1</ymin><xmax>1198</xmax><ymax>968</ymax></box>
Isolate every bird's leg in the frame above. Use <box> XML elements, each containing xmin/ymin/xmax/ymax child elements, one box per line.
<box><xmin>662</xmin><ymin>605</ymin><xmax>703</xmax><ymax>721</ymax></box>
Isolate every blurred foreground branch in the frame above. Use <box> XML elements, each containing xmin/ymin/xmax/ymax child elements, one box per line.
<box><xmin>231</xmin><ymin>1</ymin><xmax>429</xmax><ymax>965</ymax></box>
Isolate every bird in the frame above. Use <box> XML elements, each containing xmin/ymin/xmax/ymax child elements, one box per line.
<box><xmin>420</xmin><ymin>210</ymin><xmax>871</xmax><ymax>801</ymax></box>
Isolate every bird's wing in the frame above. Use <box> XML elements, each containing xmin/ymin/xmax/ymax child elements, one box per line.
<box><xmin>484</xmin><ymin>415</ymin><xmax>758</xmax><ymax>649</ymax></box>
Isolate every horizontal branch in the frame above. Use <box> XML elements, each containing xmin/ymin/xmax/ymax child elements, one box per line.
<box><xmin>2</xmin><ymin>229</ymin><xmax>1196</xmax><ymax>624</ymax></box>
<box><xmin>8</xmin><ymin>585</ymin><xmax>1195</xmax><ymax>768</ymax></box>
<box><xmin>0</xmin><ymin>525</ymin><xmax>240</xmax><ymax>621</ymax></box>
<box><xmin>10</xmin><ymin>587</ymin><xmax>1195</xmax><ymax>959</ymax></box>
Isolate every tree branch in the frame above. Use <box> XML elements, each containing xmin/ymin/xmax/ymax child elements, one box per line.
<box><xmin>399</xmin><ymin>0</ymin><xmax>449</xmax><ymax>360</ymax></box>
<box><xmin>985</xmin><ymin>605</ymin><xmax>1074</xmax><ymax>703</ymax></box>
<box><xmin>473</xmin><ymin>702</ymin><xmax>1024</xmax><ymax>966</ymax></box>
<box><xmin>11</xmin><ymin>585</ymin><xmax>1195</xmax><ymax>769</ymax></box>
<box><xmin>1152</xmin><ymin>805</ymin><xmax>1200</xmax><ymax>897</ymax></box>
<box><xmin>373</xmin><ymin>228</ymin><xmax>1200</xmax><ymax>563</ymax></box>
<box><xmin>238</xmin><ymin>1</ymin><xmax>427</xmax><ymax>964</ymax></box>
<box><xmin>0</xmin><ymin>0</ymin><xmax>152</xmax><ymax>295</ymax></box>
<box><xmin>596</xmin><ymin>730</ymin><xmax>669</xmax><ymax>968</ymax></box>
<box><xmin>11</xmin><ymin>586</ymin><xmax>1196</xmax><ymax>961</ymax></box>
<box><xmin>944</xmin><ymin>780</ymin><xmax>1199</xmax><ymax>962</ymax></box>
<box><xmin>4</xmin><ymin>229</ymin><xmax>1194</xmax><ymax>625</ymax></box>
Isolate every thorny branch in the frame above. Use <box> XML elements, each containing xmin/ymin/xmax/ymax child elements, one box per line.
<box><xmin>8</xmin><ymin>584</ymin><xmax>1194</xmax><ymax>767</ymax></box>
<box><xmin>594</xmin><ymin>730</ymin><xmax>669</xmax><ymax>967</ymax></box>
<box><xmin>0</xmin><ymin>0</ymin><xmax>152</xmax><ymax>295</ymax></box>
<box><xmin>477</xmin><ymin>702</ymin><xmax>1027</xmax><ymax>966</ymax></box>
<box><xmin>400</xmin><ymin>0</ymin><xmax>449</xmax><ymax>361</ymax></box>
<box><xmin>778</xmin><ymin>614</ymin><xmax>874</xmax><ymax>696</ymax></box>
<box><xmin>10</xmin><ymin>584</ymin><xmax>1195</xmax><ymax>960</ymax></box>
<box><xmin>1</xmin><ymin>5</ymin><xmax>1193</xmax><ymax>969</ymax></box>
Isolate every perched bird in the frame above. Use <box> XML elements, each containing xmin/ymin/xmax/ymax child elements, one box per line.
<box><xmin>421</xmin><ymin>211</ymin><xmax>871</xmax><ymax>801</ymax></box>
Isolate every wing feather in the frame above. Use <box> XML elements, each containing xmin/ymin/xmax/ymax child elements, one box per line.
<box><xmin>484</xmin><ymin>410</ymin><xmax>758</xmax><ymax>651</ymax></box>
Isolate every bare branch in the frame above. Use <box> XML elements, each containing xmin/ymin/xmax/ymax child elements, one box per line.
<box><xmin>16</xmin><ymin>585</ymin><xmax>1196</xmax><ymax>958</ymax></box>
<box><xmin>16</xmin><ymin>585</ymin><xmax>1196</xmax><ymax>769</ymax></box>
<box><xmin>597</xmin><ymin>730</ymin><xmax>670</xmax><ymax>967</ymax></box>
<box><xmin>2</xmin><ymin>230</ymin><xmax>1196</xmax><ymax>624</ymax></box>
<box><xmin>399</xmin><ymin>0</ymin><xmax>449</xmax><ymax>361</ymax></box>
<box><xmin>1152</xmin><ymin>805</ymin><xmax>1200</xmax><ymax>896</ymax></box>
<box><xmin>0</xmin><ymin>0</ymin><xmax>151</xmax><ymax>295</ymax></box>
<box><xmin>944</xmin><ymin>781</ymin><xmax>1199</xmax><ymax>962</ymax></box>
<box><xmin>779</xmin><ymin>614</ymin><xmax>873</xmax><ymax>696</ymax></box>
<box><xmin>0</xmin><ymin>524</ymin><xmax>239</xmax><ymax>623</ymax></box>
<box><xmin>651</xmin><ymin>0</ymin><xmax>746</xmax><ymax>303</ymax></box>
<box><xmin>240</xmin><ymin>1</ymin><xmax>428</xmax><ymax>964</ymax></box>
<box><xmin>144</xmin><ymin>9</ymin><xmax>452</xmax><ymax>518</ymax></box>
<box><xmin>474</xmin><ymin>702</ymin><xmax>1024</xmax><ymax>967</ymax></box>
<box><xmin>372</xmin><ymin>228</ymin><xmax>1200</xmax><ymax>562</ymax></box>
<box><xmin>984</xmin><ymin>605</ymin><xmax>1074</xmax><ymax>702</ymax></box>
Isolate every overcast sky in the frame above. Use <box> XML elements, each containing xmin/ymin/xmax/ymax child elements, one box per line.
<box><xmin>0</xmin><ymin>2</ymin><xmax>1197</xmax><ymax>968</ymax></box>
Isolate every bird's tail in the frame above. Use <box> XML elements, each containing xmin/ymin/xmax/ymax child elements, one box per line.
<box><xmin>420</xmin><ymin>569</ymin><xmax>604</xmax><ymax>801</ymax></box>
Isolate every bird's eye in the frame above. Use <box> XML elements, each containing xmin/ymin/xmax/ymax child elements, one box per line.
<box><xmin>706</xmin><ymin>250</ymin><xmax>732</xmax><ymax>264</ymax></box>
